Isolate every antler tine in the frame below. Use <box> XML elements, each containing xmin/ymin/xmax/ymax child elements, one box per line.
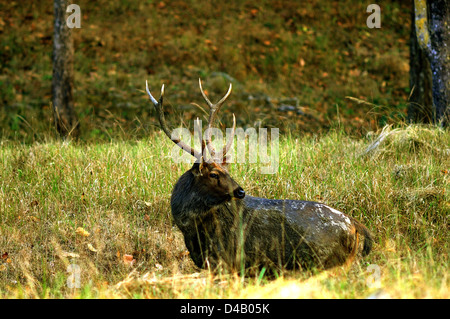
<box><xmin>195</xmin><ymin>117</ymin><xmax>206</xmax><ymax>157</ymax></box>
<box><xmin>198</xmin><ymin>79</ymin><xmax>233</xmax><ymax>159</ymax></box>
<box><xmin>146</xmin><ymin>80</ymin><xmax>164</xmax><ymax>106</ymax></box>
<box><xmin>146</xmin><ymin>80</ymin><xmax>202</xmax><ymax>159</ymax></box>
<box><xmin>199</xmin><ymin>78</ymin><xmax>232</xmax><ymax>110</ymax></box>
<box><xmin>198</xmin><ymin>79</ymin><xmax>213</xmax><ymax>109</ymax></box>
<box><xmin>222</xmin><ymin>113</ymin><xmax>236</xmax><ymax>163</ymax></box>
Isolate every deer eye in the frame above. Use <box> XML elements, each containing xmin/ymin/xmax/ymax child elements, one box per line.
<box><xmin>210</xmin><ymin>173</ymin><xmax>219</xmax><ymax>179</ymax></box>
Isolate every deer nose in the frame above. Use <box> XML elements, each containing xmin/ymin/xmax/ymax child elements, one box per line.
<box><xmin>234</xmin><ymin>187</ymin><xmax>245</xmax><ymax>199</ymax></box>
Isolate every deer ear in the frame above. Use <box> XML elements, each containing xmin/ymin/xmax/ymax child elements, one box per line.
<box><xmin>220</xmin><ymin>160</ymin><xmax>230</xmax><ymax>171</ymax></box>
<box><xmin>192</xmin><ymin>157</ymin><xmax>207</xmax><ymax>176</ymax></box>
<box><xmin>199</xmin><ymin>160</ymin><xmax>205</xmax><ymax>176</ymax></box>
<box><xmin>192</xmin><ymin>163</ymin><xmax>201</xmax><ymax>176</ymax></box>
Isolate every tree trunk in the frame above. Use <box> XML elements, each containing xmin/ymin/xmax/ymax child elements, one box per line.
<box><xmin>408</xmin><ymin>0</ymin><xmax>433</xmax><ymax>123</ymax></box>
<box><xmin>52</xmin><ymin>0</ymin><xmax>79</xmax><ymax>138</ymax></box>
<box><xmin>409</xmin><ymin>0</ymin><xmax>449</xmax><ymax>126</ymax></box>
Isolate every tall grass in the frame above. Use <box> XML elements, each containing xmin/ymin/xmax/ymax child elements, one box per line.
<box><xmin>0</xmin><ymin>124</ymin><xmax>448</xmax><ymax>298</ymax></box>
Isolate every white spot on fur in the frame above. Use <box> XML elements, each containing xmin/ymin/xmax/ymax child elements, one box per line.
<box><xmin>325</xmin><ymin>206</ymin><xmax>351</xmax><ymax>225</ymax></box>
<box><xmin>315</xmin><ymin>204</ymin><xmax>351</xmax><ymax>232</ymax></box>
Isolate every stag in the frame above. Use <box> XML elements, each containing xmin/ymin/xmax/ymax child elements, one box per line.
<box><xmin>146</xmin><ymin>79</ymin><xmax>372</xmax><ymax>273</ymax></box>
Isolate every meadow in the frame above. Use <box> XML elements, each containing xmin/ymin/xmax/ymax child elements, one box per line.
<box><xmin>0</xmin><ymin>124</ymin><xmax>448</xmax><ymax>298</ymax></box>
<box><xmin>0</xmin><ymin>0</ymin><xmax>448</xmax><ymax>299</ymax></box>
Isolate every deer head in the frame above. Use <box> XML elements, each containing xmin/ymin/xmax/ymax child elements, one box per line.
<box><xmin>145</xmin><ymin>79</ymin><xmax>245</xmax><ymax>205</ymax></box>
<box><xmin>191</xmin><ymin>161</ymin><xmax>245</xmax><ymax>202</ymax></box>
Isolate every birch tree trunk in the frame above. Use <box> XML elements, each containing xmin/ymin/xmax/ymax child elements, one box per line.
<box><xmin>52</xmin><ymin>0</ymin><xmax>80</xmax><ymax>138</ymax></box>
<box><xmin>408</xmin><ymin>1</ymin><xmax>433</xmax><ymax>123</ymax></box>
<box><xmin>409</xmin><ymin>0</ymin><xmax>449</xmax><ymax>126</ymax></box>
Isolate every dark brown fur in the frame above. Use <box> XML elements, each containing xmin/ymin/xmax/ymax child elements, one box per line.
<box><xmin>171</xmin><ymin>162</ymin><xmax>373</xmax><ymax>273</ymax></box>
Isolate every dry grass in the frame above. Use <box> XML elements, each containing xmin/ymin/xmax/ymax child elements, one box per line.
<box><xmin>0</xmin><ymin>124</ymin><xmax>448</xmax><ymax>298</ymax></box>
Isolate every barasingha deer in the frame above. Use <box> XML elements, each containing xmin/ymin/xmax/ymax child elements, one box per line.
<box><xmin>146</xmin><ymin>79</ymin><xmax>372</xmax><ymax>273</ymax></box>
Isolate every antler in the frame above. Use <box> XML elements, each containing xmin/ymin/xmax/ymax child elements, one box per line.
<box><xmin>146</xmin><ymin>80</ymin><xmax>202</xmax><ymax>159</ymax></box>
<box><xmin>198</xmin><ymin>79</ymin><xmax>236</xmax><ymax>162</ymax></box>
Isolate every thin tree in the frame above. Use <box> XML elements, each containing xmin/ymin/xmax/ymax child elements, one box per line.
<box><xmin>52</xmin><ymin>0</ymin><xmax>79</xmax><ymax>138</ymax></box>
<box><xmin>408</xmin><ymin>0</ymin><xmax>449</xmax><ymax>126</ymax></box>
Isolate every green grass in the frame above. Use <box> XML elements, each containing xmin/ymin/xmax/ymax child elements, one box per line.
<box><xmin>0</xmin><ymin>124</ymin><xmax>448</xmax><ymax>298</ymax></box>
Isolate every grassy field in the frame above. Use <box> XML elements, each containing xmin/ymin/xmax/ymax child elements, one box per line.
<box><xmin>0</xmin><ymin>0</ymin><xmax>447</xmax><ymax>299</ymax></box>
<box><xmin>0</xmin><ymin>124</ymin><xmax>448</xmax><ymax>298</ymax></box>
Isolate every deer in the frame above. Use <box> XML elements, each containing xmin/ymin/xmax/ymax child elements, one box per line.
<box><xmin>145</xmin><ymin>79</ymin><xmax>373</xmax><ymax>274</ymax></box>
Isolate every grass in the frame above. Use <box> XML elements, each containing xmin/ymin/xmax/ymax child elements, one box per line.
<box><xmin>0</xmin><ymin>0</ymin><xmax>447</xmax><ymax>299</ymax></box>
<box><xmin>0</xmin><ymin>124</ymin><xmax>448</xmax><ymax>298</ymax></box>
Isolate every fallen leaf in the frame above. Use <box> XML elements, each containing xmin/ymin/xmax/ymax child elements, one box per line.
<box><xmin>75</xmin><ymin>227</ymin><xmax>90</xmax><ymax>237</ymax></box>
<box><xmin>87</xmin><ymin>243</ymin><xmax>97</xmax><ymax>252</ymax></box>
<box><xmin>123</xmin><ymin>254</ymin><xmax>136</xmax><ymax>266</ymax></box>
<box><xmin>299</xmin><ymin>58</ymin><xmax>305</xmax><ymax>67</ymax></box>
<box><xmin>61</xmin><ymin>251</ymin><xmax>80</xmax><ymax>258</ymax></box>
<box><xmin>1</xmin><ymin>252</ymin><xmax>8</xmax><ymax>259</ymax></box>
